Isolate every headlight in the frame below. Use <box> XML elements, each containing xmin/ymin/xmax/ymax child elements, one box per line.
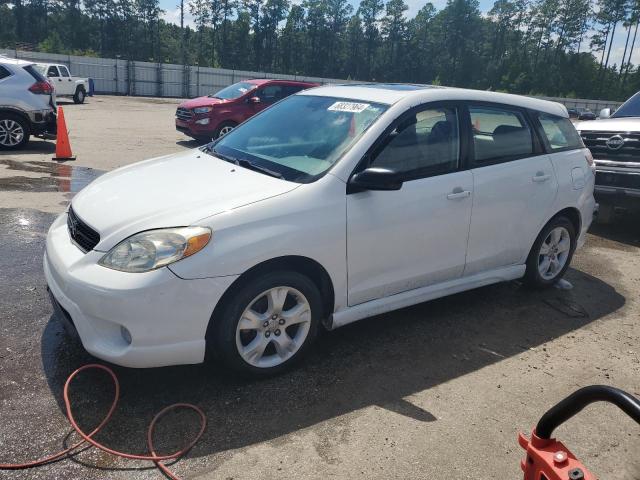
<box><xmin>98</xmin><ymin>227</ymin><xmax>211</xmax><ymax>273</ymax></box>
<box><xmin>193</xmin><ymin>106</ymin><xmax>213</xmax><ymax>114</ymax></box>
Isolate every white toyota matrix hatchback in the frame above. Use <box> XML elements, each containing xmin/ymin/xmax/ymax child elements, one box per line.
<box><xmin>45</xmin><ymin>84</ymin><xmax>596</xmax><ymax>375</ymax></box>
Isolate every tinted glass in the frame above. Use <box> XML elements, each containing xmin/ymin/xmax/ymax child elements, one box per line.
<box><xmin>23</xmin><ymin>65</ymin><xmax>47</xmax><ymax>82</ymax></box>
<box><xmin>210</xmin><ymin>81</ymin><xmax>256</xmax><ymax>100</ymax></box>
<box><xmin>538</xmin><ymin>113</ymin><xmax>583</xmax><ymax>150</ymax></box>
<box><xmin>59</xmin><ymin>66</ymin><xmax>70</xmax><ymax>77</ymax></box>
<box><xmin>47</xmin><ymin>66</ymin><xmax>59</xmax><ymax>77</ymax></box>
<box><xmin>0</xmin><ymin>66</ymin><xmax>11</xmax><ymax>80</ymax></box>
<box><xmin>210</xmin><ymin>95</ymin><xmax>387</xmax><ymax>182</ymax></box>
<box><xmin>257</xmin><ymin>85</ymin><xmax>284</xmax><ymax>103</ymax></box>
<box><xmin>612</xmin><ymin>91</ymin><xmax>640</xmax><ymax>118</ymax></box>
<box><xmin>371</xmin><ymin>107</ymin><xmax>459</xmax><ymax>177</ymax></box>
<box><xmin>470</xmin><ymin>106</ymin><xmax>533</xmax><ymax>163</ymax></box>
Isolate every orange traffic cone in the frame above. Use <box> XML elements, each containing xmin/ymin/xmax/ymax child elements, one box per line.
<box><xmin>52</xmin><ymin>106</ymin><xmax>75</xmax><ymax>161</ymax></box>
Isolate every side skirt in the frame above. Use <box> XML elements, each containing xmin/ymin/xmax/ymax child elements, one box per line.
<box><xmin>328</xmin><ymin>265</ymin><xmax>526</xmax><ymax>330</ymax></box>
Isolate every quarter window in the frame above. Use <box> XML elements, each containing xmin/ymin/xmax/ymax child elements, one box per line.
<box><xmin>0</xmin><ymin>66</ymin><xmax>11</xmax><ymax>80</ymax></box>
<box><xmin>371</xmin><ymin>106</ymin><xmax>460</xmax><ymax>178</ymax></box>
<box><xmin>538</xmin><ymin>113</ymin><xmax>583</xmax><ymax>150</ymax></box>
<box><xmin>469</xmin><ymin>106</ymin><xmax>533</xmax><ymax>164</ymax></box>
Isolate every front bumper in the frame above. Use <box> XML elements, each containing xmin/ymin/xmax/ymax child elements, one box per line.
<box><xmin>44</xmin><ymin>212</ymin><xmax>238</xmax><ymax>368</ymax></box>
<box><xmin>175</xmin><ymin>117</ymin><xmax>213</xmax><ymax>139</ymax></box>
<box><xmin>594</xmin><ymin>163</ymin><xmax>640</xmax><ymax>209</ymax></box>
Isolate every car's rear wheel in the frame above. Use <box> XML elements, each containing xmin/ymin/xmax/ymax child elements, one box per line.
<box><xmin>214</xmin><ymin>121</ymin><xmax>236</xmax><ymax>139</ymax></box>
<box><xmin>211</xmin><ymin>271</ymin><xmax>321</xmax><ymax>376</ymax></box>
<box><xmin>524</xmin><ymin>215</ymin><xmax>576</xmax><ymax>288</ymax></box>
<box><xmin>0</xmin><ymin>113</ymin><xmax>30</xmax><ymax>150</ymax></box>
<box><xmin>73</xmin><ymin>87</ymin><xmax>86</xmax><ymax>104</ymax></box>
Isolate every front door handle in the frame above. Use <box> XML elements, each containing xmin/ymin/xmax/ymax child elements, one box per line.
<box><xmin>447</xmin><ymin>189</ymin><xmax>471</xmax><ymax>200</ymax></box>
<box><xmin>532</xmin><ymin>173</ymin><xmax>551</xmax><ymax>183</ymax></box>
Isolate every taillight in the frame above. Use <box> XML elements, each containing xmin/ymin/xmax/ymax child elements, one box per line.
<box><xmin>29</xmin><ymin>81</ymin><xmax>53</xmax><ymax>95</ymax></box>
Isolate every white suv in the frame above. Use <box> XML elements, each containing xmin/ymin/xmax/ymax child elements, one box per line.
<box><xmin>0</xmin><ymin>56</ymin><xmax>57</xmax><ymax>149</ymax></box>
<box><xmin>44</xmin><ymin>84</ymin><xmax>595</xmax><ymax>375</ymax></box>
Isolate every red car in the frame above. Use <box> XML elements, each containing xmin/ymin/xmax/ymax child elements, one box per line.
<box><xmin>175</xmin><ymin>79</ymin><xmax>319</xmax><ymax>141</ymax></box>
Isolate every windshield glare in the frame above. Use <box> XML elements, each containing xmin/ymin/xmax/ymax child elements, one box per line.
<box><xmin>612</xmin><ymin>91</ymin><xmax>640</xmax><ymax>118</ymax></box>
<box><xmin>210</xmin><ymin>81</ymin><xmax>256</xmax><ymax>100</ymax></box>
<box><xmin>210</xmin><ymin>95</ymin><xmax>388</xmax><ymax>182</ymax></box>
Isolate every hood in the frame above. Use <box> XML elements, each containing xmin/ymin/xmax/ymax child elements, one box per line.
<box><xmin>575</xmin><ymin>117</ymin><xmax>640</xmax><ymax>132</ymax></box>
<box><xmin>71</xmin><ymin>149</ymin><xmax>299</xmax><ymax>251</ymax></box>
<box><xmin>179</xmin><ymin>96</ymin><xmax>229</xmax><ymax>109</ymax></box>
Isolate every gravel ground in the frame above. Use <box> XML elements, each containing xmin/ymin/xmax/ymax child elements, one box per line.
<box><xmin>0</xmin><ymin>95</ymin><xmax>638</xmax><ymax>480</ymax></box>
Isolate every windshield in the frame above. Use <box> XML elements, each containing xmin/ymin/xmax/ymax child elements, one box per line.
<box><xmin>208</xmin><ymin>95</ymin><xmax>388</xmax><ymax>182</ymax></box>
<box><xmin>210</xmin><ymin>81</ymin><xmax>256</xmax><ymax>100</ymax></box>
<box><xmin>612</xmin><ymin>91</ymin><xmax>640</xmax><ymax>118</ymax></box>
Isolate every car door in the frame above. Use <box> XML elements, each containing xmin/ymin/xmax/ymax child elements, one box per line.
<box><xmin>58</xmin><ymin>66</ymin><xmax>74</xmax><ymax>95</ymax></box>
<box><xmin>464</xmin><ymin>103</ymin><xmax>558</xmax><ymax>276</ymax></box>
<box><xmin>346</xmin><ymin>103</ymin><xmax>473</xmax><ymax>306</ymax></box>
<box><xmin>46</xmin><ymin>65</ymin><xmax>65</xmax><ymax>93</ymax></box>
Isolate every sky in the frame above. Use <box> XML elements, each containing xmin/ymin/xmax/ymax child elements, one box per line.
<box><xmin>159</xmin><ymin>0</ymin><xmax>639</xmax><ymax>69</ymax></box>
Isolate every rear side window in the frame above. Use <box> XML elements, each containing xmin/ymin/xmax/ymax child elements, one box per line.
<box><xmin>0</xmin><ymin>66</ymin><xmax>11</xmax><ymax>80</ymax></box>
<box><xmin>59</xmin><ymin>66</ymin><xmax>70</xmax><ymax>77</ymax></box>
<box><xmin>469</xmin><ymin>105</ymin><xmax>533</xmax><ymax>164</ymax></box>
<box><xmin>23</xmin><ymin>65</ymin><xmax>47</xmax><ymax>82</ymax></box>
<box><xmin>538</xmin><ymin>113</ymin><xmax>583</xmax><ymax>150</ymax></box>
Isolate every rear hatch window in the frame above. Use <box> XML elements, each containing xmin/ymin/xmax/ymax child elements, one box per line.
<box><xmin>23</xmin><ymin>64</ymin><xmax>47</xmax><ymax>82</ymax></box>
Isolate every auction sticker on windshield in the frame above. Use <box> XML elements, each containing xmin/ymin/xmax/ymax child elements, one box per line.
<box><xmin>328</xmin><ymin>101</ymin><xmax>370</xmax><ymax>113</ymax></box>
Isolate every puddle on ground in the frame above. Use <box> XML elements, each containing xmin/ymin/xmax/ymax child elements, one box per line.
<box><xmin>0</xmin><ymin>159</ymin><xmax>103</xmax><ymax>193</ymax></box>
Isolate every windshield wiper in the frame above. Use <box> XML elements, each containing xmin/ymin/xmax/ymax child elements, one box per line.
<box><xmin>235</xmin><ymin>158</ymin><xmax>285</xmax><ymax>179</ymax></box>
<box><xmin>208</xmin><ymin>148</ymin><xmax>284</xmax><ymax>179</ymax></box>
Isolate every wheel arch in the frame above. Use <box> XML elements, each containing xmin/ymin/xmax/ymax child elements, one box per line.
<box><xmin>205</xmin><ymin>255</ymin><xmax>335</xmax><ymax>347</ymax></box>
<box><xmin>0</xmin><ymin>108</ymin><xmax>31</xmax><ymax>131</ymax></box>
<box><xmin>526</xmin><ymin>206</ymin><xmax>582</xmax><ymax>262</ymax></box>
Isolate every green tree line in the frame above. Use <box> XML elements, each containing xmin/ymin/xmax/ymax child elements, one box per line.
<box><xmin>1</xmin><ymin>0</ymin><xmax>640</xmax><ymax>99</ymax></box>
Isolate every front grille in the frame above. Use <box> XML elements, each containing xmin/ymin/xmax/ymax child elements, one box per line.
<box><xmin>176</xmin><ymin>107</ymin><xmax>193</xmax><ymax>121</ymax></box>
<box><xmin>67</xmin><ymin>206</ymin><xmax>100</xmax><ymax>252</ymax></box>
<box><xmin>596</xmin><ymin>170</ymin><xmax>640</xmax><ymax>190</ymax></box>
<box><xmin>580</xmin><ymin>131</ymin><xmax>640</xmax><ymax>162</ymax></box>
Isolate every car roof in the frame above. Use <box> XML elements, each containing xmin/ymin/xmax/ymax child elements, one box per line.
<box><xmin>245</xmin><ymin>78</ymin><xmax>318</xmax><ymax>86</ymax></box>
<box><xmin>299</xmin><ymin>83</ymin><xmax>568</xmax><ymax>117</ymax></box>
<box><xmin>0</xmin><ymin>56</ymin><xmax>34</xmax><ymax>67</ymax></box>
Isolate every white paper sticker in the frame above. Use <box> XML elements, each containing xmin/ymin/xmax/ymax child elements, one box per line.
<box><xmin>328</xmin><ymin>101</ymin><xmax>370</xmax><ymax>113</ymax></box>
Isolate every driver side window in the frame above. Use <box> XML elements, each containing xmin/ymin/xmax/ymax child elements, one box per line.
<box><xmin>47</xmin><ymin>66</ymin><xmax>59</xmax><ymax>77</ymax></box>
<box><xmin>257</xmin><ymin>85</ymin><xmax>283</xmax><ymax>104</ymax></box>
<box><xmin>370</xmin><ymin>106</ymin><xmax>460</xmax><ymax>179</ymax></box>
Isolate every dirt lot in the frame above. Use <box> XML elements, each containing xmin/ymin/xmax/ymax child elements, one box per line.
<box><xmin>0</xmin><ymin>95</ymin><xmax>638</xmax><ymax>480</ymax></box>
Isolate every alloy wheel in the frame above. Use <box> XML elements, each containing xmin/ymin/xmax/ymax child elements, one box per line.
<box><xmin>538</xmin><ymin>226</ymin><xmax>571</xmax><ymax>280</ymax></box>
<box><xmin>0</xmin><ymin>119</ymin><xmax>25</xmax><ymax>147</ymax></box>
<box><xmin>218</xmin><ymin>125</ymin><xmax>234</xmax><ymax>138</ymax></box>
<box><xmin>235</xmin><ymin>286</ymin><xmax>312</xmax><ymax>368</ymax></box>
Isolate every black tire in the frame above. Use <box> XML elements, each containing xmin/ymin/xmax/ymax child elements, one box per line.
<box><xmin>73</xmin><ymin>87</ymin><xmax>86</xmax><ymax>104</ymax></box>
<box><xmin>210</xmin><ymin>271</ymin><xmax>322</xmax><ymax>376</ymax></box>
<box><xmin>213</xmin><ymin>121</ymin><xmax>237</xmax><ymax>139</ymax></box>
<box><xmin>524</xmin><ymin>215</ymin><xmax>577</xmax><ymax>288</ymax></box>
<box><xmin>0</xmin><ymin>113</ymin><xmax>30</xmax><ymax>150</ymax></box>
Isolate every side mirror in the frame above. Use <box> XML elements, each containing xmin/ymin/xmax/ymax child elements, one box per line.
<box><xmin>599</xmin><ymin>108</ymin><xmax>611</xmax><ymax>119</ymax></box>
<box><xmin>348</xmin><ymin>167</ymin><xmax>403</xmax><ymax>192</ymax></box>
<box><xmin>249</xmin><ymin>96</ymin><xmax>261</xmax><ymax>104</ymax></box>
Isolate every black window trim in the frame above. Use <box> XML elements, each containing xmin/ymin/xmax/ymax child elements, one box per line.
<box><xmin>466</xmin><ymin>101</ymin><xmax>547</xmax><ymax>168</ymax></box>
<box><xmin>0</xmin><ymin>65</ymin><xmax>13</xmax><ymax>80</ymax></box>
<box><xmin>531</xmin><ymin>110</ymin><xmax>586</xmax><ymax>154</ymax></box>
<box><xmin>348</xmin><ymin>100</ymin><xmax>470</xmax><ymax>188</ymax></box>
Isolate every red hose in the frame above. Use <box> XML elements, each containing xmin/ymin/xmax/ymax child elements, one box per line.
<box><xmin>0</xmin><ymin>364</ymin><xmax>206</xmax><ymax>479</ymax></box>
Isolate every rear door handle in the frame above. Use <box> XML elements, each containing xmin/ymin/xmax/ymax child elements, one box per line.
<box><xmin>447</xmin><ymin>189</ymin><xmax>471</xmax><ymax>200</ymax></box>
<box><xmin>532</xmin><ymin>174</ymin><xmax>551</xmax><ymax>183</ymax></box>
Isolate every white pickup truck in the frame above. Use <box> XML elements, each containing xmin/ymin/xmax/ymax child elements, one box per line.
<box><xmin>35</xmin><ymin>63</ymin><xmax>89</xmax><ymax>104</ymax></box>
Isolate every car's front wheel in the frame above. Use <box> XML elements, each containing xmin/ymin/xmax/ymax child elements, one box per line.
<box><xmin>524</xmin><ymin>215</ymin><xmax>576</xmax><ymax>287</ymax></box>
<box><xmin>211</xmin><ymin>271</ymin><xmax>322</xmax><ymax>376</ymax></box>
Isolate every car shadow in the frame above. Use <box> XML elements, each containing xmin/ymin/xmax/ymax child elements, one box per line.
<box><xmin>40</xmin><ymin>265</ymin><xmax>624</xmax><ymax>468</ymax></box>
<box><xmin>588</xmin><ymin>211</ymin><xmax>640</xmax><ymax>248</ymax></box>
<box><xmin>4</xmin><ymin>139</ymin><xmax>56</xmax><ymax>155</ymax></box>
<box><xmin>176</xmin><ymin>139</ymin><xmax>206</xmax><ymax>148</ymax></box>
